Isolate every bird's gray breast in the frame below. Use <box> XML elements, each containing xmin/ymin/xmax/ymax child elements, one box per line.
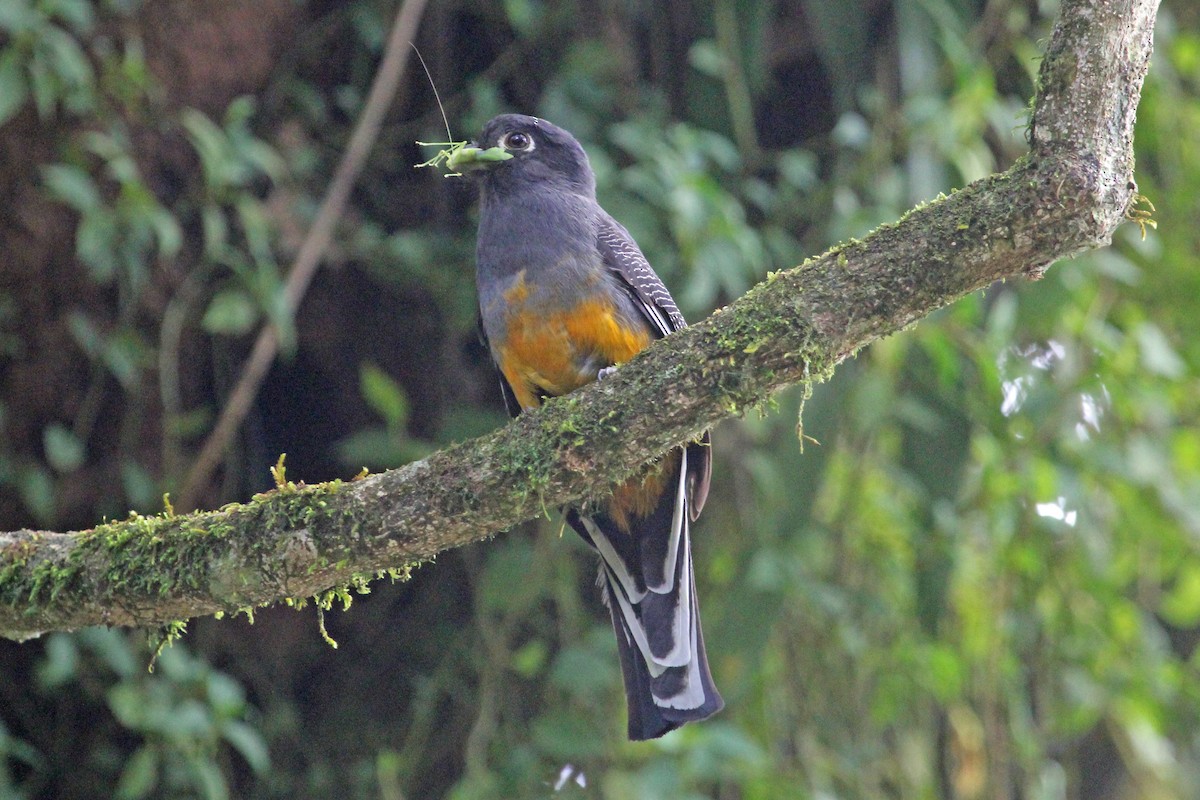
<box><xmin>476</xmin><ymin>189</ymin><xmax>614</xmax><ymax>338</ymax></box>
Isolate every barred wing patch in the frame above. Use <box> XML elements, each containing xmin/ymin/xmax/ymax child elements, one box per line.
<box><xmin>596</xmin><ymin>215</ymin><xmax>687</xmax><ymax>336</ymax></box>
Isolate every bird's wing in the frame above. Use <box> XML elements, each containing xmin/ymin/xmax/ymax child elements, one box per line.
<box><xmin>595</xmin><ymin>213</ymin><xmax>711</xmax><ymax>517</ymax></box>
<box><xmin>595</xmin><ymin>214</ymin><xmax>687</xmax><ymax>337</ymax></box>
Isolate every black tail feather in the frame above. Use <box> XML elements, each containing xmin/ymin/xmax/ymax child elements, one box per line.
<box><xmin>605</xmin><ymin>571</ymin><xmax>723</xmax><ymax>740</ymax></box>
<box><xmin>569</xmin><ymin>484</ymin><xmax>724</xmax><ymax>740</ymax></box>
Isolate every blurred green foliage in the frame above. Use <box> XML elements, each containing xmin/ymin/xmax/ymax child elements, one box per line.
<box><xmin>2</xmin><ymin>0</ymin><xmax>1199</xmax><ymax>799</ymax></box>
<box><xmin>3</xmin><ymin>629</ymin><xmax>266</xmax><ymax>800</ymax></box>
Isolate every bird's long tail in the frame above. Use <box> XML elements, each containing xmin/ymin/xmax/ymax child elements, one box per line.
<box><xmin>567</xmin><ymin>447</ymin><xmax>723</xmax><ymax>740</ymax></box>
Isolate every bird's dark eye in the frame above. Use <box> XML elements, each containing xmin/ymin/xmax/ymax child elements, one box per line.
<box><xmin>499</xmin><ymin>131</ymin><xmax>534</xmax><ymax>152</ymax></box>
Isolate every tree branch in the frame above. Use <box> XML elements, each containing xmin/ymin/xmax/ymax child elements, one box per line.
<box><xmin>0</xmin><ymin>0</ymin><xmax>1159</xmax><ymax>641</ymax></box>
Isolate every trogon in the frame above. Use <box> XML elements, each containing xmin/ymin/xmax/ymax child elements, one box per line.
<box><xmin>448</xmin><ymin>114</ymin><xmax>723</xmax><ymax>740</ymax></box>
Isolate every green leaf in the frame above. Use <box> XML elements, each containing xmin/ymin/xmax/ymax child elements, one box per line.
<box><xmin>76</xmin><ymin>207</ymin><xmax>119</xmax><ymax>280</ymax></box>
<box><xmin>921</xmin><ymin>642</ymin><xmax>965</xmax><ymax>701</ymax></box>
<box><xmin>28</xmin><ymin>47</ymin><xmax>56</xmax><ymax>118</ymax></box>
<box><xmin>45</xmin><ymin>0</ymin><xmax>96</xmax><ymax>33</ymax></box>
<box><xmin>510</xmin><ymin>639</ymin><xmax>547</xmax><ymax>678</ymax></box>
<box><xmin>35</xmin><ymin>634</ymin><xmax>79</xmax><ymax>689</ymax></box>
<box><xmin>154</xmin><ymin>643</ymin><xmax>201</xmax><ymax>682</ymax></box>
<box><xmin>167</xmin><ymin>699</ymin><xmax>216</xmax><ymax>739</ymax></box>
<box><xmin>149</xmin><ymin>206</ymin><xmax>183</xmax><ymax>259</ymax></box>
<box><xmin>688</xmin><ymin>39</ymin><xmax>727</xmax><ymax>78</ymax></box>
<box><xmin>16</xmin><ymin>465</ymin><xmax>55</xmax><ymax>524</ymax></box>
<box><xmin>359</xmin><ymin>362</ymin><xmax>408</xmax><ymax>429</ymax></box>
<box><xmin>205</xmin><ymin>672</ymin><xmax>245</xmax><ymax>717</ymax></box>
<box><xmin>0</xmin><ymin>718</ymin><xmax>42</xmax><ymax>769</ymax></box>
<box><xmin>107</xmin><ymin>683</ymin><xmax>146</xmax><ymax>728</ymax></box>
<box><xmin>120</xmin><ymin>460</ymin><xmax>157</xmax><ymax>510</ymax></box>
<box><xmin>42</xmin><ymin>25</ymin><xmax>94</xmax><ymax>110</ymax></box>
<box><xmin>101</xmin><ymin>329</ymin><xmax>147</xmax><ymax>388</ymax></box>
<box><xmin>201</xmin><ymin>289</ymin><xmax>258</xmax><ymax>336</ymax></box>
<box><xmin>181</xmin><ymin>108</ymin><xmax>231</xmax><ymax>191</ymax></box>
<box><xmin>42</xmin><ymin>163</ymin><xmax>99</xmax><ymax>211</ymax></box>
<box><xmin>115</xmin><ymin>745</ymin><xmax>159</xmax><ymax>800</ymax></box>
<box><xmin>1162</xmin><ymin>564</ymin><xmax>1200</xmax><ymax>626</ymax></box>
<box><xmin>238</xmin><ymin>139</ymin><xmax>285</xmax><ymax>184</ymax></box>
<box><xmin>0</xmin><ymin>3</ymin><xmax>39</xmax><ymax>33</ymax></box>
<box><xmin>220</xmin><ymin>720</ymin><xmax>270</xmax><ymax>774</ymax></box>
<box><xmin>222</xmin><ymin>94</ymin><xmax>256</xmax><ymax>127</ymax></box>
<box><xmin>200</xmin><ymin>204</ymin><xmax>229</xmax><ymax>257</ymax></box>
<box><xmin>43</xmin><ymin>423</ymin><xmax>84</xmax><ymax>472</ymax></box>
<box><xmin>66</xmin><ymin>311</ymin><xmax>101</xmax><ymax>356</ymax></box>
<box><xmin>777</xmin><ymin>150</ymin><xmax>818</xmax><ymax>190</ymax></box>
<box><xmin>235</xmin><ymin>195</ymin><xmax>276</xmax><ymax>272</ymax></box>
<box><xmin>0</xmin><ymin>49</ymin><xmax>29</xmax><ymax>126</ymax></box>
<box><xmin>189</xmin><ymin>756</ymin><xmax>228</xmax><ymax>800</ymax></box>
<box><xmin>80</xmin><ymin>627</ymin><xmax>139</xmax><ymax>677</ymax></box>
<box><xmin>501</xmin><ymin>0</ymin><xmax>539</xmax><ymax>36</ymax></box>
<box><xmin>1136</xmin><ymin>322</ymin><xmax>1185</xmax><ymax>378</ymax></box>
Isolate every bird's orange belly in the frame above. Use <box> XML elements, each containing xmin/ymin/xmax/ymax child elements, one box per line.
<box><xmin>495</xmin><ymin>292</ymin><xmax>652</xmax><ymax>410</ymax></box>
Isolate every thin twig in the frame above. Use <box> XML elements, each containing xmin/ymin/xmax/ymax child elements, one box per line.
<box><xmin>177</xmin><ymin>0</ymin><xmax>430</xmax><ymax>511</ymax></box>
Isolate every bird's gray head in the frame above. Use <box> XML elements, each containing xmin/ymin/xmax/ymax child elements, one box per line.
<box><xmin>447</xmin><ymin>114</ymin><xmax>596</xmax><ymax>198</ymax></box>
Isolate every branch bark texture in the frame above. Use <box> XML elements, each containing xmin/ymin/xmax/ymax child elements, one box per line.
<box><xmin>0</xmin><ymin>0</ymin><xmax>1160</xmax><ymax>640</ymax></box>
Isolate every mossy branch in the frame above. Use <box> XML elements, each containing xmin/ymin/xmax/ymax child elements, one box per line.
<box><xmin>0</xmin><ymin>0</ymin><xmax>1159</xmax><ymax>641</ymax></box>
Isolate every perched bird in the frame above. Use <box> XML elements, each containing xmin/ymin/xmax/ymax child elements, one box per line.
<box><xmin>448</xmin><ymin>114</ymin><xmax>723</xmax><ymax>740</ymax></box>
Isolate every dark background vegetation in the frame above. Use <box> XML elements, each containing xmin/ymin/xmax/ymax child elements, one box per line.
<box><xmin>2</xmin><ymin>0</ymin><xmax>1199</xmax><ymax>797</ymax></box>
